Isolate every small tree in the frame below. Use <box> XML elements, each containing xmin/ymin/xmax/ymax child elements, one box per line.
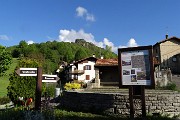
<box><xmin>7</xmin><ymin>58</ymin><xmax>44</xmax><ymax>103</ymax></box>
<box><xmin>0</xmin><ymin>45</ymin><xmax>12</xmax><ymax>76</ymax></box>
<box><xmin>75</xmin><ymin>48</ymin><xmax>88</xmax><ymax>61</ymax></box>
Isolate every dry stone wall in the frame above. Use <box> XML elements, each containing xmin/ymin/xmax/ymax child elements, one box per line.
<box><xmin>61</xmin><ymin>90</ymin><xmax>180</xmax><ymax>117</ymax></box>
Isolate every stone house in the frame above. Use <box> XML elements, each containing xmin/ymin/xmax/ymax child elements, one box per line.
<box><xmin>153</xmin><ymin>36</ymin><xmax>180</xmax><ymax>74</ymax></box>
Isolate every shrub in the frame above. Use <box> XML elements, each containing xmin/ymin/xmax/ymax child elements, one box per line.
<box><xmin>0</xmin><ymin>108</ymin><xmax>176</xmax><ymax>120</ymax></box>
<box><xmin>7</xmin><ymin>72</ymin><xmax>37</xmax><ymax>103</ymax></box>
<box><xmin>64</xmin><ymin>82</ymin><xmax>81</xmax><ymax>90</ymax></box>
<box><xmin>0</xmin><ymin>96</ymin><xmax>11</xmax><ymax>105</ymax></box>
<box><xmin>7</xmin><ymin>59</ymin><xmax>45</xmax><ymax>103</ymax></box>
<box><xmin>43</xmin><ymin>83</ymin><xmax>56</xmax><ymax>97</ymax></box>
<box><xmin>156</xmin><ymin>82</ymin><xmax>177</xmax><ymax>91</ymax></box>
<box><xmin>166</xmin><ymin>82</ymin><xmax>177</xmax><ymax>90</ymax></box>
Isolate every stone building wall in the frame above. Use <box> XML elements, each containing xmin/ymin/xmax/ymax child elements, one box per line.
<box><xmin>61</xmin><ymin>90</ymin><xmax>180</xmax><ymax>117</ymax></box>
<box><xmin>153</xmin><ymin>38</ymin><xmax>180</xmax><ymax>74</ymax></box>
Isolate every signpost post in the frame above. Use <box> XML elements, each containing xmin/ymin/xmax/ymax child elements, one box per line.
<box><xmin>35</xmin><ymin>67</ymin><xmax>42</xmax><ymax>110</ymax></box>
<box><xmin>15</xmin><ymin>67</ymin><xmax>60</xmax><ymax>110</ymax></box>
<box><xmin>118</xmin><ymin>46</ymin><xmax>155</xmax><ymax>120</ymax></box>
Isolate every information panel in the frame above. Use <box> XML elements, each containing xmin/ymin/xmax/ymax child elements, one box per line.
<box><xmin>118</xmin><ymin>46</ymin><xmax>154</xmax><ymax>87</ymax></box>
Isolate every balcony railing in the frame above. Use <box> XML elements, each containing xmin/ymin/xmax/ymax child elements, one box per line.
<box><xmin>69</xmin><ymin>70</ymin><xmax>84</xmax><ymax>74</ymax></box>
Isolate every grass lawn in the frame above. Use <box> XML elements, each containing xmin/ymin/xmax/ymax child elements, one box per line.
<box><xmin>0</xmin><ymin>58</ymin><xmax>18</xmax><ymax>97</ymax></box>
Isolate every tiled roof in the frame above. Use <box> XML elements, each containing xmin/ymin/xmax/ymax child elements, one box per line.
<box><xmin>95</xmin><ymin>58</ymin><xmax>118</xmax><ymax>66</ymax></box>
<box><xmin>154</xmin><ymin>36</ymin><xmax>180</xmax><ymax>46</ymax></box>
<box><xmin>73</xmin><ymin>56</ymin><xmax>97</xmax><ymax>65</ymax></box>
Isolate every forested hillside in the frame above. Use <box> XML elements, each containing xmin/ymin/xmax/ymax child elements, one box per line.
<box><xmin>7</xmin><ymin>39</ymin><xmax>117</xmax><ymax>74</ymax></box>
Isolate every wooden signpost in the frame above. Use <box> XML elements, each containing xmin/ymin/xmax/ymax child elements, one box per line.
<box><xmin>15</xmin><ymin>67</ymin><xmax>59</xmax><ymax>110</ymax></box>
<box><xmin>118</xmin><ymin>46</ymin><xmax>155</xmax><ymax>120</ymax></box>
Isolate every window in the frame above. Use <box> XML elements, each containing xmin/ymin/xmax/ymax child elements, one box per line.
<box><xmin>173</xmin><ymin>57</ymin><xmax>177</xmax><ymax>62</ymax></box>
<box><xmin>86</xmin><ymin>75</ymin><xmax>90</xmax><ymax>80</ymax></box>
<box><xmin>172</xmin><ymin>55</ymin><xmax>177</xmax><ymax>62</ymax></box>
<box><xmin>156</xmin><ymin>48</ymin><xmax>158</xmax><ymax>53</ymax></box>
<box><xmin>84</xmin><ymin>65</ymin><xmax>91</xmax><ymax>70</ymax></box>
<box><xmin>73</xmin><ymin>74</ymin><xmax>78</xmax><ymax>80</ymax></box>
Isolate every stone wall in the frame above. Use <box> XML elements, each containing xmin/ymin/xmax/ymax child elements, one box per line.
<box><xmin>61</xmin><ymin>90</ymin><xmax>180</xmax><ymax>117</ymax></box>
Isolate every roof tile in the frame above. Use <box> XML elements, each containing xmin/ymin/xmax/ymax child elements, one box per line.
<box><xmin>95</xmin><ymin>58</ymin><xmax>118</xmax><ymax>66</ymax></box>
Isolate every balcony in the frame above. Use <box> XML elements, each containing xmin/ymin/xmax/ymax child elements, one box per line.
<box><xmin>69</xmin><ymin>70</ymin><xmax>85</xmax><ymax>74</ymax></box>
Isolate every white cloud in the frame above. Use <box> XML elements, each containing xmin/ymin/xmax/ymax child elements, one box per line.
<box><xmin>76</xmin><ymin>6</ymin><xmax>95</xmax><ymax>22</ymax></box>
<box><xmin>86</xmin><ymin>13</ymin><xmax>95</xmax><ymax>22</ymax></box>
<box><xmin>59</xmin><ymin>29</ymin><xmax>95</xmax><ymax>43</ymax></box>
<box><xmin>27</xmin><ymin>40</ymin><xmax>34</xmax><ymax>45</ymax></box>
<box><xmin>58</xmin><ymin>29</ymin><xmax>104</xmax><ymax>48</ymax></box>
<box><xmin>127</xmin><ymin>38</ymin><xmax>138</xmax><ymax>47</ymax></box>
<box><xmin>58</xmin><ymin>29</ymin><xmax>139</xmax><ymax>53</ymax></box>
<box><xmin>103</xmin><ymin>38</ymin><xmax>117</xmax><ymax>52</ymax></box>
<box><xmin>0</xmin><ymin>35</ymin><xmax>10</xmax><ymax>40</ymax></box>
<box><xmin>76</xmin><ymin>6</ymin><xmax>87</xmax><ymax>17</ymax></box>
<box><xmin>119</xmin><ymin>38</ymin><xmax>138</xmax><ymax>49</ymax></box>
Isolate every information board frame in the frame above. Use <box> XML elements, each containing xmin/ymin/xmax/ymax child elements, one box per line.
<box><xmin>118</xmin><ymin>45</ymin><xmax>155</xmax><ymax>88</ymax></box>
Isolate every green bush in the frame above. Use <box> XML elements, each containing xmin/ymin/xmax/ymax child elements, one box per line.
<box><xmin>7</xmin><ymin>59</ymin><xmax>45</xmax><ymax>103</ymax></box>
<box><xmin>43</xmin><ymin>83</ymin><xmax>56</xmax><ymax>97</ymax></box>
<box><xmin>7</xmin><ymin>72</ymin><xmax>37</xmax><ymax>103</ymax></box>
<box><xmin>64</xmin><ymin>82</ymin><xmax>81</xmax><ymax>90</ymax></box>
<box><xmin>0</xmin><ymin>108</ymin><xmax>177</xmax><ymax>120</ymax></box>
<box><xmin>166</xmin><ymin>82</ymin><xmax>177</xmax><ymax>90</ymax></box>
<box><xmin>156</xmin><ymin>82</ymin><xmax>177</xmax><ymax>91</ymax></box>
<box><xmin>0</xmin><ymin>106</ymin><xmax>54</xmax><ymax>120</ymax></box>
<box><xmin>0</xmin><ymin>96</ymin><xmax>11</xmax><ymax>105</ymax></box>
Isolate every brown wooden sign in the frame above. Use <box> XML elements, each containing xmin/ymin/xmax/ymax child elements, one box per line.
<box><xmin>118</xmin><ymin>46</ymin><xmax>154</xmax><ymax>119</ymax></box>
<box><xmin>118</xmin><ymin>45</ymin><xmax>155</xmax><ymax>88</ymax></box>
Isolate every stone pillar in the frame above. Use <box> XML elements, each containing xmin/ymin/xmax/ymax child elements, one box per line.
<box><xmin>94</xmin><ymin>68</ymin><xmax>100</xmax><ymax>88</ymax></box>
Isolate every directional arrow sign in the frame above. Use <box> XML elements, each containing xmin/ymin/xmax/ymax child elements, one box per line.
<box><xmin>42</xmin><ymin>74</ymin><xmax>60</xmax><ymax>82</ymax></box>
<box><xmin>16</xmin><ymin>68</ymin><xmax>38</xmax><ymax>76</ymax></box>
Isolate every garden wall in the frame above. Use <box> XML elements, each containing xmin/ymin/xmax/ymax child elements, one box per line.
<box><xmin>61</xmin><ymin>90</ymin><xmax>180</xmax><ymax>117</ymax></box>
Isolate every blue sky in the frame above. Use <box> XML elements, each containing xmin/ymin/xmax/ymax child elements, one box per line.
<box><xmin>0</xmin><ymin>0</ymin><xmax>180</xmax><ymax>52</ymax></box>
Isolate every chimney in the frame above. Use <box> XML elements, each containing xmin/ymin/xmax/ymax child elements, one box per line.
<box><xmin>92</xmin><ymin>54</ymin><xmax>95</xmax><ymax>57</ymax></box>
<box><xmin>101</xmin><ymin>56</ymin><xmax>104</xmax><ymax>59</ymax></box>
<box><xmin>165</xmin><ymin>34</ymin><xmax>168</xmax><ymax>39</ymax></box>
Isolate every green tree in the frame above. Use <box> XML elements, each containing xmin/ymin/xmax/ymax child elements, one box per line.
<box><xmin>11</xmin><ymin>48</ymin><xmax>21</xmax><ymax>58</ymax></box>
<box><xmin>64</xmin><ymin>48</ymin><xmax>74</xmax><ymax>63</ymax></box>
<box><xmin>75</xmin><ymin>48</ymin><xmax>88</xmax><ymax>61</ymax></box>
<box><xmin>103</xmin><ymin>45</ymin><xmax>117</xmax><ymax>59</ymax></box>
<box><xmin>0</xmin><ymin>45</ymin><xmax>12</xmax><ymax>76</ymax></box>
<box><xmin>7</xmin><ymin>58</ymin><xmax>44</xmax><ymax>103</ymax></box>
<box><xmin>19</xmin><ymin>40</ymin><xmax>28</xmax><ymax>48</ymax></box>
<box><xmin>43</xmin><ymin>59</ymin><xmax>57</xmax><ymax>74</ymax></box>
